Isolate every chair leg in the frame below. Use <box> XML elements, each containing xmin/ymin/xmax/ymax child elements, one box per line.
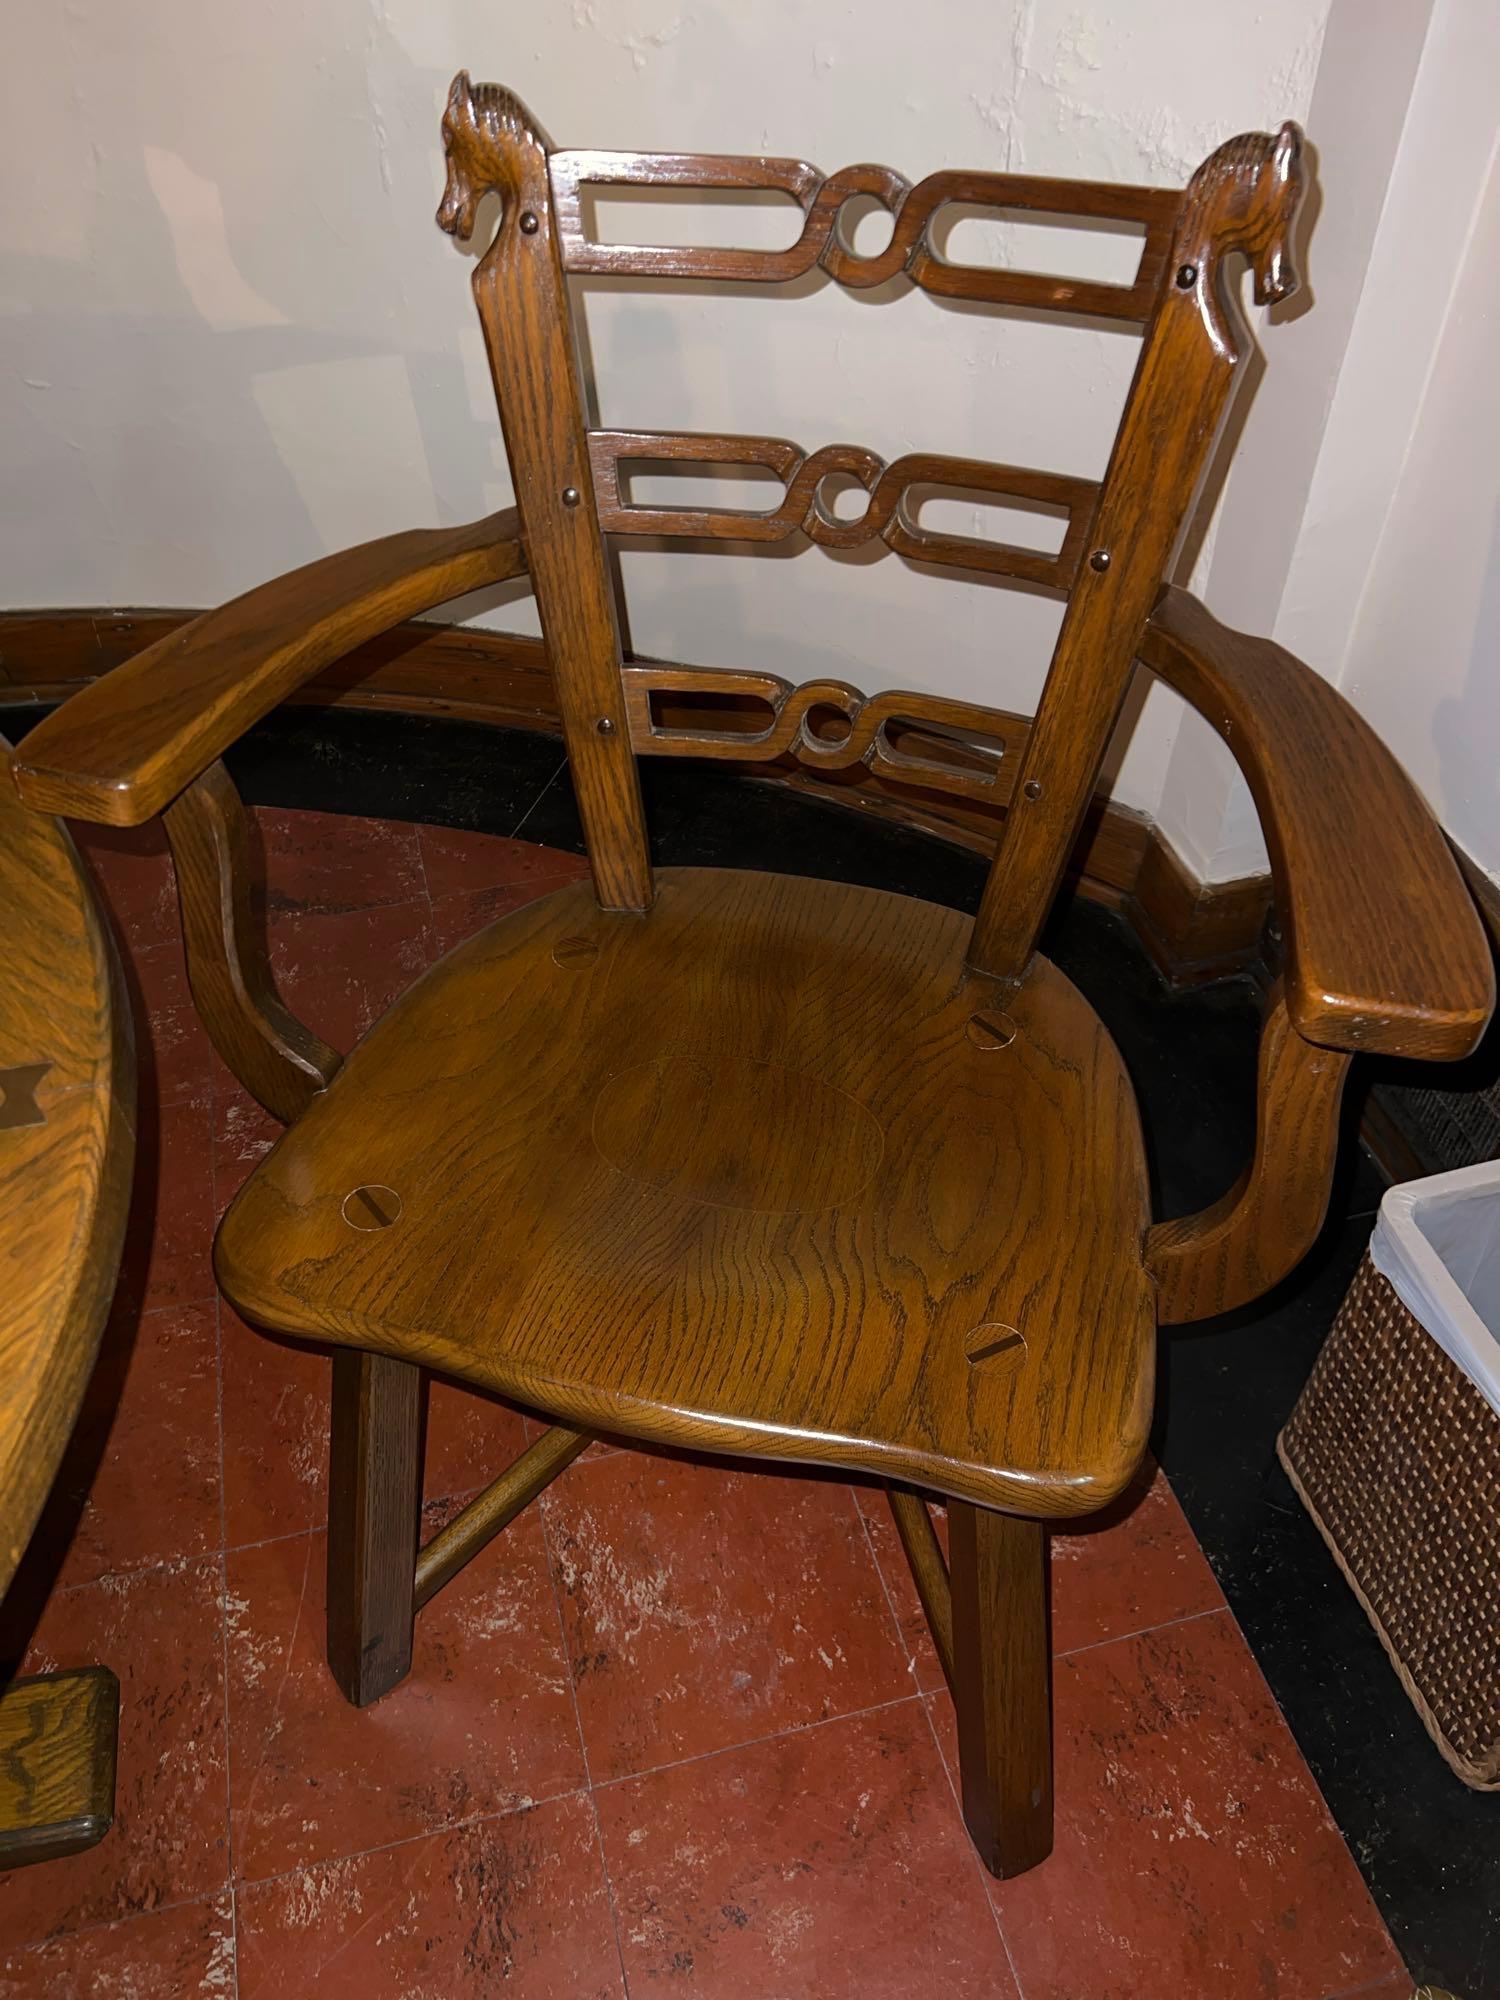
<box><xmin>948</xmin><ymin>1501</ymin><xmax>1053</xmax><ymax>1879</ymax></box>
<box><xmin>326</xmin><ymin>1350</ymin><xmax>423</xmax><ymax>1707</ymax></box>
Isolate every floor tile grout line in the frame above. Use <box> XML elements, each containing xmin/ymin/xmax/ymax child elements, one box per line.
<box><xmin>133</xmin><ymin>1294</ymin><xmax>222</xmax><ymax>1325</ymax></box>
<box><xmin>52</xmin><ymin>1479</ymin><xmax>1231</xmax><ymax>1673</ymax></box>
<box><xmin>3</xmin><ymin>1886</ymin><xmax>237</xmax><ymax>1961</ymax></box>
<box><xmin>1325</xmin><ymin>1969</ymin><xmax>1412</xmax><ymax>1999</ymax></box>
<box><xmin>580</xmin><ymin>1785</ymin><xmax>633</xmax><ymax>2000</ymax></box>
<box><xmin>58</xmin><ymin>1464</ymin><xmax>526</xmax><ymax>1602</ymax></box>
<box><xmin>1053</xmin><ymin>1599</ymin><xmax>1227</xmax><ymax>1665</ymax></box>
<box><xmin>590</xmin><ymin>1687</ymin><xmax>926</xmax><ymax>1797</ymax></box>
<box><xmin>45</xmin><ymin>1283</ymin><xmax>226</xmax><ymax>1596</ymax></box>
<box><xmin>851</xmin><ymin>1480</ymin><xmax>1230</xmax><ymax>1676</ymax></box>
<box><xmin>507</xmin><ymin>754</ymin><xmax>571</xmax><ymax>842</ymax></box>
<box><xmin>50</xmin><ymin>1546</ymin><xmax>226</xmax><ymax>1601</ymax></box>
<box><xmin>848</xmin><ymin>1484</ymin><xmax>930</xmax><ymax>1697</ymax></box>
<box><xmin>533</xmin><ymin>1491</ymin><xmax>634</xmax><ymax>2000</ymax></box>
<box><xmin>208</xmin><ymin>1281</ymin><xmax>243</xmax><ymax>2000</ymax></box>
<box><xmin>224</xmin><ymin>1780</ymin><xmax>594</xmax><ymax>1899</ymax></box>
<box><xmin>913</xmin><ymin>1687</ymin><xmax>1029</xmax><ymax>1996</ymax></box>
<box><xmin>9</xmin><ymin>1686</ymin><xmax>958</xmax><ymax>1968</ymax></box>
<box><xmin>409</xmin><ymin>823</ymin><xmax>436</xmax><ymax>910</ymax></box>
<box><xmin>217</xmin><ymin>1544</ymin><xmax>243</xmax><ymax>2000</ymax></box>
<box><xmin>2</xmin><ymin>1781</ymin><xmax>602</xmax><ymax>1955</ymax></box>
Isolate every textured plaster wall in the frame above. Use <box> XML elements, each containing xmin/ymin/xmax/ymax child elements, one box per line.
<box><xmin>2</xmin><ymin>0</ymin><xmax>1327</xmax><ymax>826</ymax></box>
<box><xmin>1339</xmin><ymin>137</ymin><xmax>1500</xmax><ymax>881</ymax></box>
<box><xmin>1292</xmin><ymin>0</ymin><xmax>1500</xmax><ymax>886</ymax></box>
<box><xmin>1153</xmin><ymin>0</ymin><xmax>1500</xmax><ymax>886</ymax></box>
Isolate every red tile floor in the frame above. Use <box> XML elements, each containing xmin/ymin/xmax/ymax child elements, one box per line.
<box><xmin>0</xmin><ymin>809</ymin><xmax>1411</xmax><ymax>1999</ymax></box>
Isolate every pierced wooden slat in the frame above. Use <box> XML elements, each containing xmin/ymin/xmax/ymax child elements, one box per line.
<box><xmin>589</xmin><ymin>429</ymin><xmax>1096</xmax><ymax>588</ymax></box>
<box><xmin>621</xmin><ymin>663</ymin><xmax>1029</xmax><ymax>808</ymax></box>
<box><xmin>550</xmin><ymin>150</ymin><xmax>1181</xmax><ymax>320</ymax></box>
<box><xmin>969</xmin><ymin>123</ymin><xmax>1306</xmax><ymax>980</ymax></box>
<box><xmin>551</xmin><ymin>149</ymin><xmax>824</xmax><ymax>284</ymax></box>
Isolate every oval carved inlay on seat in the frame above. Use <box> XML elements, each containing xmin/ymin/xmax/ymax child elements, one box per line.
<box><xmin>592</xmin><ymin>1054</ymin><xmax>884</xmax><ymax>1214</ymax></box>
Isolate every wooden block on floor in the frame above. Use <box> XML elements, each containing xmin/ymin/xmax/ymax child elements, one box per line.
<box><xmin>0</xmin><ymin>1666</ymin><xmax>119</xmax><ymax>1870</ymax></box>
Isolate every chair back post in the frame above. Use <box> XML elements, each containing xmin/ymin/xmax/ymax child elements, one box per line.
<box><xmin>966</xmin><ymin>124</ymin><xmax>1305</xmax><ymax>980</ymax></box>
<box><xmin>438</xmin><ymin>73</ymin><xmax>653</xmax><ymax>913</ymax></box>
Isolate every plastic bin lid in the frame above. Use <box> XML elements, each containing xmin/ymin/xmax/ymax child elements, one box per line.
<box><xmin>1369</xmin><ymin>1160</ymin><xmax>1500</xmax><ymax>1421</ymax></box>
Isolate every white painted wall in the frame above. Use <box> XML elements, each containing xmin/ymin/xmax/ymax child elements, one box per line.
<box><xmin>1154</xmin><ymin>0</ymin><xmax>1500</xmax><ymax>888</ymax></box>
<box><xmin>1</xmin><ymin>0</ymin><xmax>1327</xmax><ymax>826</ymax></box>
<box><xmin>1293</xmin><ymin>0</ymin><xmax>1500</xmax><ymax>888</ymax></box>
<box><xmin>1341</xmin><ymin>138</ymin><xmax>1500</xmax><ymax>878</ymax></box>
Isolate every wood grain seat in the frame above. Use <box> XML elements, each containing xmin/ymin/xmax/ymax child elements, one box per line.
<box><xmin>216</xmin><ymin>868</ymin><xmax>1154</xmax><ymax>1516</ymax></box>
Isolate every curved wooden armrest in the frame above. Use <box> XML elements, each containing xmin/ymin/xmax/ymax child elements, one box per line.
<box><xmin>1141</xmin><ymin>586</ymin><xmax>1493</xmax><ymax>1061</ymax></box>
<box><xmin>10</xmin><ymin>510</ymin><xmax>528</xmax><ymax>827</ymax></box>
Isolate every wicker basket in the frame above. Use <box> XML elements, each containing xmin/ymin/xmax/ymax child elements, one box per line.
<box><xmin>1278</xmin><ymin>1253</ymin><xmax>1500</xmax><ymax>1789</ymax></box>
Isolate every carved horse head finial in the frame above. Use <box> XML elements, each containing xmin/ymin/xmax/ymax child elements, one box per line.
<box><xmin>1173</xmin><ymin>121</ymin><xmax>1306</xmax><ymax>352</ymax></box>
<box><xmin>436</xmin><ymin>71</ymin><xmax>551</xmax><ymax>246</ymax></box>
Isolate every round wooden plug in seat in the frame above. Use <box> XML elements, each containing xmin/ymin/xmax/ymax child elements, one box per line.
<box><xmin>215</xmin><ymin>867</ymin><xmax>1155</xmax><ymax>1517</ymax></box>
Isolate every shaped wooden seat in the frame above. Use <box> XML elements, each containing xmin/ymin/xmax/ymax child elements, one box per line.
<box><xmin>217</xmin><ymin>867</ymin><xmax>1154</xmax><ymax>1516</ymax></box>
<box><xmin>9</xmin><ymin>74</ymin><xmax>1491</xmax><ymax>1886</ymax></box>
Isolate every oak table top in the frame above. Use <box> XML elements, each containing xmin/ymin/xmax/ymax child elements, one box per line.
<box><xmin>0</xmin><ymin>738</ymin><xmax>133</xmax><ymax>1870</ymax></box>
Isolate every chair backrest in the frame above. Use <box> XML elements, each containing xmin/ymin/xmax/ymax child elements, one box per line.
<box><xmin>437</xmin><ymin>72</ymin><xmax>1305</xmax><ymax>981</ymax></box>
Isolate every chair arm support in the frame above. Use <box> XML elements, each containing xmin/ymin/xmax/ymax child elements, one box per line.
<box><xmin>162</xmin><ymin>761</ymin><xmax>342</xmax><ymax>1125</ymax></box>
<box><xmin>1145</xmin><ymin>983</ymin><xmax>1350</xmax><ymax>1322</ymax></box>
<box><xmin>1140</xmin><ymin>587</ymin><xmax>1493</xmax><ymax>1061</ymax></box>
<box><xmin>9</xmin><ymin>511</ymin><xmax>528</xmax><ymax>827</ymax></box>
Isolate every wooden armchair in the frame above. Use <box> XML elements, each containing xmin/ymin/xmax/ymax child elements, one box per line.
<box><xmin>9</xmin><ymin>76</ymin><xmax>1492</xmax><ymax>1880</ymax></box>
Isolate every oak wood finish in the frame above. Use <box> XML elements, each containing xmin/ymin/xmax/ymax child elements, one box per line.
<box><xmin>1146</xmin><ymin>985</ymin><xmax>1351</xmax><ymax>1324</ymax></box>
<box><xmin>11</xmin><ymin>81</ymin><xmax>1496</xmax><ymax>1891</ymax></box>
<box><xmin>950</xmin><ymin>1503</ymin><xmax>1052</xmax><ymax>1877</ymax></box>
<box><xmin>163</xmin><ymin>760</ymin><xmax>340</xmax><ymax>1125</ymax></box>
<box><xmin>216</xmin><ymin>868</ymin><xmax>1156</xmax><ymax>1519</ymax></box>
<box><xmin>327</xmin><ymin>1350</ymin><xmax>423</xmax><ymax>1706</ymax></box>
<box><xmin>887</xmin><ymin>1488</ymin><xmax>955</xmax><ymax>1690</ymax></box>
<box><xmin>0</xmin><ymin>739</ymin><xmax>135</xmax><ymax>1594</ymax></box>
<box><xmin>0</xmin><ymin>608</ymin><xmax>1270</xmax><ymax>982</ymax></box>
<box><xmin>1</xmin><ymin>740</ymin><xmax>132</xmax><ymax>1874</ymax></box>
<box><xmin>440</xmin><ymin>74</ymin><xmax>651</xmax><ymax>911</ymax></box>
<box><xmin>0</xmin><ymin>608</ymin><xmax>557</xmax><ymax>737</ymax></box>
<box><xmin>621</xmin><ymin>663</ymin><xmax>1026</xmax><ymax>808</ymax></box>
<box><xmin>550</xmin><ymin>148</ymin><xmax>1181</xmax><ymax>320</ymax></box>
<box><xmin>1142</xmin><ymin>587</ymin><xmax>1494</xmax><ymax>1060</ymax></box>
<box><xmin>413</xmin><ymin>1424</ymin><xmax>590</xmax><ymax>1610</ymax></box>
<box><xmin>0</xmin><ymin>1669</ymin><xmax>119</xmax><ymax>1871</ymax></box>
<box><xmin>588</xmin><ymin>429</ymin><xmax>1096</xmax><ymax>588</ymax></box>
<box><xmin>1128</xmin><ymin>828</ymin><xmax>1272</xmax><ymax>985</ymax></box>
<box><xmin>8</xmin><ymin>511</ymin><xmax>528</xmax><ymax>826</ymax></box>
<box><xmin>970</xmin><ymin>125</ymin><xmax>1306</xmax><ymax>980</ymax></box>
<box><xmin>11</xmin><ymin>588</ymin><xmax>1480</xmax><ymax>1055</ymax></box>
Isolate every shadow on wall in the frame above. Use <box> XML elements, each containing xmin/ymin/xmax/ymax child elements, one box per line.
<box><xmin>3</xmin><ymin>8</ymin><xmax>1298</xmax><ymax>817</ymax></box>
<box><xmin>1431</xmin><ymin>490</ymin><xmax>1500</xmax><ymax>871</ymax></box>
<box><xmin>2</xmin><ymin>14</ymin><xmax>499</xmax><ymax>608</ymax></box>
